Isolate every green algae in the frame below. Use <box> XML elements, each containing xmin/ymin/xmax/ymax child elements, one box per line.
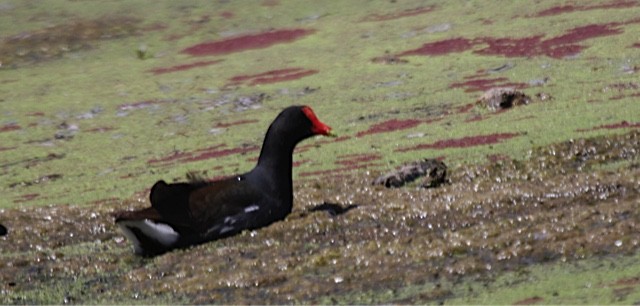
<box><xmin>1</xmin><ymin>0</ymin><xmax>639</xmax><ymax>207</ymax></box>
<box><xmin>1</xmin><ymin>0</ymin><xmax>640</xmax><ymax>304</ymax></box>
<box><xmin>449</xmin><ymin>252</ymin><xmax>640</xmax><ymax>304</ymax></box>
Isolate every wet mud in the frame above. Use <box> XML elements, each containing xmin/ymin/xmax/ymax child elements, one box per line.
<box><xmin>1</xmin><ymin>130</ymin><xmax>638</xmax><ymax>304</ymax></box>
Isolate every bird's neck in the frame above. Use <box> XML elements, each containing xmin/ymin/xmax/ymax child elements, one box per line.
<box><xmin>255</xmin><ymin>131</ymin><xmax>296</xmax><ymax>203</ymax></box>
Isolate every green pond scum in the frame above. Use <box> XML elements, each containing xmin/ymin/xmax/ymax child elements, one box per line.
<box><xmin>1</xmin><ymin>0</ymin><xmax>639</xmax><ymax>304</ymax></box>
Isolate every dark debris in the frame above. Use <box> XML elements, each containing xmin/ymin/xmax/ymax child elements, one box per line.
<box><xmin>373</xmin><ymin>158</ymin><xmax>448</xmax><ymax>188</ymax></box>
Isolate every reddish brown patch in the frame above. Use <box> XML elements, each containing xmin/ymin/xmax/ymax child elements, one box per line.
<box><xmin>512</xmin><ymin>296</ymin><xmax>544</xmax><ymax>305</ymax></box>
<box><xmin>220</xmin><ymin>11</ymin><xmax>234</xmax><ymax>19</ymax></box>
<box><xmin>450</xmin><ymin>77</ymin><xmax>528</xmax><ymax>92</ymax></box>
<box><xmin>533</xmin><ymin>1</ymin><xmax>638</xmax><ymax>17</ymax></box>
<box><xmin>633</xmin><ymin>42</ymin><xmax>640</xmax><ymax>48</ymax></box>
<box><xmin>332</xmin><ymin>136</ymin><xmax>351</xmax><ymax>142</ymax></box>
<box><xmin>229</xmin><ymin>68</ymin><xmax>318</xmax><ymax>86</ymax></box>
<box><xmin>399</xmin><ymin>37</ymin><xmax>474</xmax><ymax>56</ymax></box>
<box><xmin>465</xmin><ymin>115</ymin><xmax>485</xmax><ymax>122</ymax></box>
<box><xmin>476</xmin><ymin>23</ymin><xmax>623</xmax><ymax>58</ymax></box>
<box><xmin>14</xmin><ymin>193</ymin><xmax>40</xmax><ymax>203</ymax></box>
<box><xmin>361</xmin><ymin>6</ymin><xmax>436</xmax><ymax>22</ymax></box>
<box><xmin>148</xmin><ymin>144</ymin><xmax>259</xmax><ymax>165</ymax></box>
<box><xmin>613</xmin><ymin>276</ymin><xmax>640</xmax><ymax>286</ymax></box>
<box><xmin>577</xmin><ymin>120</ymin><xmax>640</xmax><ymax>132</ymax></box>
<box><xmin>0</xmin><ymin>124</ymin><xmax>21</xmax><ymax>132</ymax></box>
<box><xmin>335</xmin><ymin>153</ymin><xmax>382</xmax><ymax>166</ymax></box>
<box><xmin>27</xmin><ymin>112</ymin><xmax>45</xmax><ymax>117</ymax></box>
<box><xmin>292</xmin><ymin>159</ymin><xmax>310</xmax><ymax>167</ymax></box>
<box><xmin>181</xmin><ymin>28</ymin><xmax>315</xmax><ymax>56</ymax></box>
<box><xmin>544</xmin><ymin>23</ymin><xmax>623</xmax><ymax>46</ymax></box>
<box><xmin>534</xmin><ymin>5</ymin><xmax>579</xmax><ymax>17</ymax></box>
<box><xmin>299</xmin><ymin>163</ymin><xmax>380</xmax><ymax>177</ymax></box>
<box><xmin>356</xmin><ymin>119</ymin><xmax>424</xmax><ymax>137</ymax></box>
<box><xmin>86</xmin><ymin>126</ymin><xmax>116</xmax><ymax>133</ymax></box>
<box><xmin>148</xmin><ymin>59</ymin><xmax>224</xmax><ymax>75</ymax></box>
<box><xmin>400</xmin><ymin>22</ymin><xmax>625</xmax><ymax>59</ymax></box>
<box><xmin>396</xmin><ymin>133</ymin><xmax>520</xmax><ymax>152</ymax></box>
<box><xmin>214</xmin><ymin>119</ymin><xmax>259</xmax><ymax>128</ymax></box>
<box><xmin>474</xmin><ymin>35</ymin><xmax>545</xmax><ymax>58</ymax></box>
<box><xmin>0</xmin><ymin>146</ymin><xmax>16</xmax><ymax>152</ymax></box>
<box><xmin>456</xmin><ymin>103</ymin><xmax>475</xmax><ymax>113</ymax></box>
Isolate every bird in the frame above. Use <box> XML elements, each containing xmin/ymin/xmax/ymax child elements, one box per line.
<box><xmin>114</xmin><ymin>105</ymin><xmax>334</xmax><ymax>256</ymax></box>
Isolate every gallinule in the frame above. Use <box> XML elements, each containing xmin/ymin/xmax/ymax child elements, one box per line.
<box><xmin>115</xmin><ymin>105</ymin><xmax>333</xmax><ymax>256</ymax></box>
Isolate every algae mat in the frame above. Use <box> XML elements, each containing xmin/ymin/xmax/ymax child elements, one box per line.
<box><xmin>1</xmin><ymin>0</ymin><xmax>640</xmax><ymax>304</ymax></box>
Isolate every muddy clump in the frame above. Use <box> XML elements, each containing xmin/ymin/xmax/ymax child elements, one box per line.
<box><xmin>477</xmin><ymin>87</ymin><xmax>531</xmax><ymax>111</ymax></box>
<box><xmin>308</xmin><ymin>202</ymin><xmax>359</xmax><ymax>217</ymax></box>
<box><xmin>372</xmin><ymin>158</ymin><xmax>448</xmax><ymax>188</ymax></box>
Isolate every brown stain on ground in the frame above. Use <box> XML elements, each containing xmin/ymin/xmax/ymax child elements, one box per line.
<box><xmin>394</xmin><ymin>21</ymin><xmax>634</xmax><ymax>59</ymax></box>
<box><xmin>1</xmin><ymin>130</ymin><xmax>638</xmax><ymax>303</ymax></box>
<box><xmin>530</xmin><ymin>0</ymin><xmax>639</xmax><ymax>17</ymax></box>
<box><xmin>396</xmin><ymin>132</ymin><xmax>521</xmax><ymax>152</ymax></box>
<box><xmin>450</xmin><ymin>77</ymin><xmax>529</xmax><ymax>93</ymax></box>
<box><xmin>181</xmin><ymin>28</ymin><xmax>316</xmax><ymax>56</ymax></box>
<box><xmin>147</xmin><ymin>144</ymin><xmax>260</xmax><ymax>166</ymax></box>
<box><xmin>228</xmin><ymin>68</ymin><xmax>319</xmax><ymax>86</ymax></box>
<box><xmin>148</xmin><ymin>59</ymin><xmax>225</xmax><ymax>75</ymax></box>
<box><xmin>356</xmin><ymin>119</ymin><xmax>424</xmax><ymax>137</ymax></box>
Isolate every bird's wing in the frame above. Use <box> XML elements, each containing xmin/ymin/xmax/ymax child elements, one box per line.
<box><xmin>148</xmin><ymin>179</ymin><xmax>206</xmax><ymax>227</ymax></box>
<box><xmin>187</xmin><ymin>177</ymin><xmax>266</xmax><ymax>235</ymax></box>
<box><xmin>148</xmin><ymin>177</ymin><xmax>265</xmax><ymax>233</ymax></box>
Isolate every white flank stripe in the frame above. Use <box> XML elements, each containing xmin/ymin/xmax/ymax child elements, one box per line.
<box><xmin>244</xmin><ymin>205</ymin><xmax>260</xmax><ymax>213</ymax></box>
<box><xmin>219</xmin><ymin>226</ymin><xmax>235</xmax><ymax>234</ymax></box>
<box><xmin>118</xmin><ymin>220</ymin><xmax>179</xmax><ymax>254</ymax></box>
